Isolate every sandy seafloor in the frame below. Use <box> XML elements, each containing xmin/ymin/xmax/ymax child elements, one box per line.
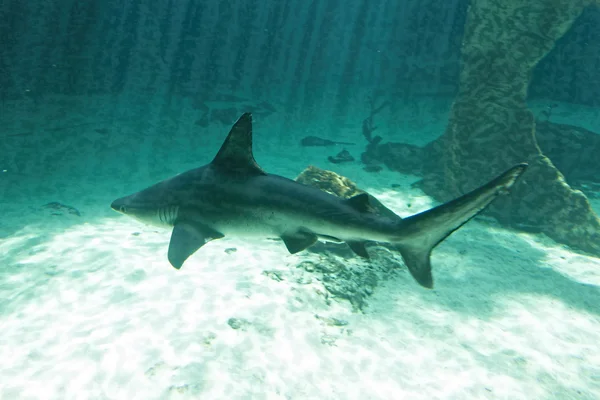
<box><xmin>1</xmin><ymin>94</ymin><xmax>600</xmax><ymax>400</ymax></box>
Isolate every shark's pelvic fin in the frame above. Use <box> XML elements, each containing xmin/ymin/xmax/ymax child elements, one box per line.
<box><xmin>347</xmin><ymin>241</ymin><xmax>370</xmax><ymax>258</ymax></box>
<box><xmin>281</xmin><ymin>231</ymin><xmax>318</xmax><ymax>254</ymax></box>
<box><xmin>168</xmin><ymin>222</ymin><xmax>225</xmax><ymax>269</ymax></box>
<box><xmin>211</xmin><ymin>113</ymin><xmax>266</xmax><ymax>176</ymax></box>
<box><xmin>394</xmin><ymin>163</ymin><xmax>528</xmax><ymax>289</ymax></box>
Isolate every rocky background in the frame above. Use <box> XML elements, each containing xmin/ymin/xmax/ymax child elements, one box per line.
<box><xmin>362</xmin><ymin>0</ymin><xmax>600</xmax><ymax>257</ymax></box>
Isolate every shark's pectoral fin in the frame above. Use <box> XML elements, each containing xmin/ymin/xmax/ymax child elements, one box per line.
<box><xmin>168</xmin><ymin>223</ymin><xmax>225</xmax><ymax>269</ymax></box>
<box><xmin>281</xmin><ymin>231</ymin><xmax>318</xmax><ymax>254</ymax></box>
<box><xmin>347</xmin><ymin>241</ymin><xmax>370</xmax><ymax>258</ymax></box>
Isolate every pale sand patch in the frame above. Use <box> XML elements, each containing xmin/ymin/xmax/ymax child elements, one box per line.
<box><xmin>1</xmin><ymin>95</ymin><xmax>599</xmax><ymax>399</ymax></box>
<box><xmin>2</xmin><ymin>194</ymin><xmax>599</xmax><ymax>399</ymax></box>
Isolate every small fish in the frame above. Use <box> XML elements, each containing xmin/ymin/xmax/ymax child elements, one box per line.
<box><xmin>328</xmin><ymin>149</ymin><xmax>355</xmax><ymax>164</ymax></box>
<box><xmin>300</xmin><ymin>136</ymin><xmax>356</xmax><ymax>147</ymax></box>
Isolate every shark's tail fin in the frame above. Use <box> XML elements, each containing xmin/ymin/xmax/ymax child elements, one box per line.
<box><xmin>394</xmin><ymin>164</ymin><xmax>527</xmax><ymax>288</ymax></box>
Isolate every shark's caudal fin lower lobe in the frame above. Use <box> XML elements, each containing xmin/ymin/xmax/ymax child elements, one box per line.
<box><xmin>394</xmin><ymin>164</ymin><xmax>527</xmax><ymax>288</ymax></box>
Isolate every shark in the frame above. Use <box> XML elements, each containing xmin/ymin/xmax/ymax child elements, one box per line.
<box><xmin>111</xmin><ymin>113</ymin><xmax>527</xmax><ymax>288</ymax></box>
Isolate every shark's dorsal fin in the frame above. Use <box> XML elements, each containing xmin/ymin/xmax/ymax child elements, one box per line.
<box><xmin>211</xmin><ymin>113</ymin><xmax>266</xmax><ymax>176</ymax></box>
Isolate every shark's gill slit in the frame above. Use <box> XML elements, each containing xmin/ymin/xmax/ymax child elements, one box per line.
<box><xmin>158</xmin><ymin>207</ymin><xmax>167</xmax><ymax>224</ymax></box>
<box><xmin>158</xmin><ymin>205</ymin><xmax>178</xmax><ymax>225</ymax></box>
<box><xmin>172</xmin><ymin>206</ymin><xmax>179</xmax><ymax>224</ymax></box>
<box><xmin>167</xmin><ymin>206</ymin><xmax>176</xmax><ymax>225</ymax></box>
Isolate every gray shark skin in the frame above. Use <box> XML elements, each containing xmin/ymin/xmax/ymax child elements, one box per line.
<box><xmin>111</xmin><ymin>113</ymin><xmax>527</xmax><ymax>288</ymax></box>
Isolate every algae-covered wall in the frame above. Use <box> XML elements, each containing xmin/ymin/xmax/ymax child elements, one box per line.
<box><xmin>419</xmin><ymin>0</ymin><xmax>600</xmax><ymax>256</ymax></box>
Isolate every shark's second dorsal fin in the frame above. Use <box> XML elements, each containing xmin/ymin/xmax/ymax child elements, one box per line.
<box><xmin>345</xmin><ymin>193</ymin><xmax>402</xmax><ymax>221</ymax></box>
<box><xmin>345</xmin><ymin>193</ymin><xmax>375</xmax><ymax>213</ymax></box>
<box><xmin>211</xmin><ymin>113</ymin><xmax>266</xmax><ymax>176</ymax></box>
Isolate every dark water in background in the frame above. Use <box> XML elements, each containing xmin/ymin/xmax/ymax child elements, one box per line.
<box><xmin>1</xmin><ymin>1</ymin><xmax>599</xmax><ymax>114</ymax></box>
<box><xmin>2</xmin><ymin>0</ymin><xmax>468</xmax><ymax>107</ymax></box>
<box><xmin>1</xmin><ymin>1</ymin><xmax>599</xmax><ymax>185</ymax></box>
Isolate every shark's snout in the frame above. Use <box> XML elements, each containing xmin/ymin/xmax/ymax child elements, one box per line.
<box><xmin>111</xmin><ymin>197</ymin><xmax>128</xmax><ymax>214</ymax></box>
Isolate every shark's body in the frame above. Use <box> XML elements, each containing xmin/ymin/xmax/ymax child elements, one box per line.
<box><xmin>111</xmin><ymin>113</ymin><xmax>527</xmax><ymax>288</ymax></box>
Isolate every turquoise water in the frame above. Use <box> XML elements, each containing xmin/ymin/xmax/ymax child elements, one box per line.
<box><xmin>2</xmin><ymin>1</ymin><xmax>600</xmax><ymax>399</ymax></box>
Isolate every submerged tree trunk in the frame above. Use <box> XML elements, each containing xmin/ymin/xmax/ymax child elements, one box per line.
<box><xmin>418</xmin><ymin>0</ymin><xmax>600</xmax><ymax>255</ymax></box>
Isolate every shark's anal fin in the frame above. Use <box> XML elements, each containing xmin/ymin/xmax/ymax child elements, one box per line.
<box><xmin>347</xmin><ymin>241</ymin><xmax>370</xmax><ymax>258</ymax></box>
<box><xmin>168</xmin><ymin>222</ymin><xmax>225</xmax><ymax>269</ymax></box>
<box><xmin>394</xmin><ymin>244</ymin><xmax>432</xmax><ymax>288</ymax></box>
<box><xmin>281</xmin><ymin>231</ymin><xmax>318</xmax><ymax>254</ymax></box>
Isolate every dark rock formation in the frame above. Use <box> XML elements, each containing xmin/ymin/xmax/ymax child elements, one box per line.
<box><xmin>362</xmin><ymin>141</ymin><xmax>436</xmax><ymax>176</ymax></box>
<box><xmin>535</xmin><ymin>121</ymin><xmax>600</xmax><ymax>185</ymax></box>
<box><xmin>327</xmin><ymin>149</ymin><xmax>355</xmax><ymax>164</ymax></box>
<box><xmin>295</xmin><ymin>165</ymin><xmax>364</xmax><ymax>198</ymax></box>
<box><xmin>294</xmin><ymin>166</ymin><xmax>403</xmax><ymax>310</ymax></box>
<box><xmin>363</xmin><ymin>121</ymin><xmax>600</xmax><ymax>188</ymax></box>
<box><xmin>372</xmin><ymin>0</ymin><xmax>600</xmax><ymax>255</ymax></box>
<box><xmin>295</xmin><ymin>166</ymin><xmax>399</xmax><ymax>220</ymax></box>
